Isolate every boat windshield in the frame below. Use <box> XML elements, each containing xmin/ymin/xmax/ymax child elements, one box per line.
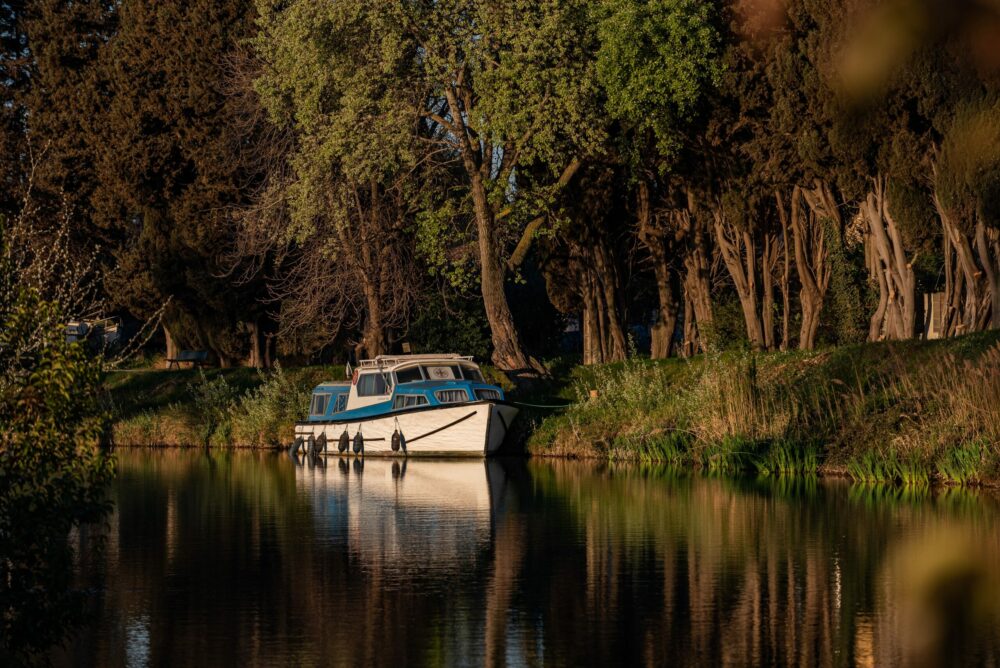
<box><xmin>461</xmin><ymin>365</ymin><xmax>484</xmax><ymax>382</ymax></box>
<box><xmin>393</xmin><ymin>363</ymin><xmax>485</xmax><ymax>383</ymax></box>
<box><xmin>395</xmin><ymin>366</ymin><xmax>424</xmax><ymax>384</ymax></box>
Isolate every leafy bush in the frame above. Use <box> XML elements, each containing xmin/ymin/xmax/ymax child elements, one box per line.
<box><xmin>230</xmin><ymin>364</ymin><xmax>311</xmax><ymax>447</ymax></box>
<box><xmin>0</xmin><ymin>225</ymin><xmax>114</xmax><ymax>664</ymax></box>
<box><xmin>187</xmin><ymin>370</ymin><xmax>239</xmax><ymax>447</ymax></box>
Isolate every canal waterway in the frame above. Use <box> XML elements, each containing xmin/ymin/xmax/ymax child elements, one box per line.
<box><xmin>55</xmin><ymin>449</ymin><xmax>1000</xmax><ymax>667</ymax></box>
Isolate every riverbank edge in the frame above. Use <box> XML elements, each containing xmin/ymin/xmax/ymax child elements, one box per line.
<box><xmin>107</xmin><ymin>332</ymin><xmax>1000</xmax><ymax>486</ymax></box>
<box><xmin>524</xmin><ymin>331</ymin><xmax>1000</xmax><ymax>488</ymax></box>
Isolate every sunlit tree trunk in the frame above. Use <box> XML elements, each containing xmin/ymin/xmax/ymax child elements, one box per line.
<box><xmin>164</xmin><ymin>324</ymin><xmax>178</xmax><ymax>368</ymax></box>
<box><xmin>246</xmin><ymin>317</ymin><xmax>263</xmax><ymax>368</ymax></box>
<box><xmin>443</xmin><ymin>88</ymin><xmax>541</xmax><ymax>375</ymax></box>
<box><xmin>976</xmin><ymin>222</ymin><xmax>1000</xmax><ymax>329</ymax></box>
<box><xmin>792</xmin><ymin>184</ymin><xmax>833</xmax><ymax>350</ymax></box>
<box><xmin>682</xmin><ymin>223</ymin><xmax>714</xmax><ymax>356</ymax></box>
<box><xmin>861</xmin><ymin>176</ymin><xmax>915</xmax><ymax>340</ymax></box>
<box><xmin>713</xmin><ymin>210</ymin><xmax>767</xmax><ymax>350</ymax></box>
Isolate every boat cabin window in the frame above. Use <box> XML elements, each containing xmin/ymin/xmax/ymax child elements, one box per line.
<box><xmin>423</xmin><ymin>364</ymin><xmax>463</xmax><ymax>381</ymax></box>
<box><xmin>357</xmin><ymin>372</ymin><xmax>392</xmax><ymax>397</ymax></box>
<box><xmin>393</xmin><ymin>394</ymin><xmax>429</xmax><ymax>409</ymax></box>
<box><xmin>310</xmin><ymin>393</ymin><xmax>331</xmax><ymax>417</ymax></box>
<box><xmin>331</xmin><ymin>394</ymin><xmax>348</xmax><ymax>413</ymax></box>
<box><xmin>395</xmin><ymin>366</ymin><xmax>424</xmax><ymax>384</ymax></box>
<box><xmin>461</xmin><ymin>365</ymin><xmax>484</xmax><ymax>382</ymax></box>
<box><xmin>435</xmin><ymin>389</ymin><xmax>470</xmax><ymax>404</ymax></box>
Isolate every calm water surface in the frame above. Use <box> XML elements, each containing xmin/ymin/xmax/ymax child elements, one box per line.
<box><xmin>56</xmin><ymin>449</ymin><xmax>1000</xmax><ymax>667</ymax></box>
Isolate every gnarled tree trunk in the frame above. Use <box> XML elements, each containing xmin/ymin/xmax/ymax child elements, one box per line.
<box><xmin>861</xmin><ymin>176</ymin><xmax>916</xmax><ymax>340</ymax></box>
<box><xmin>713</xmin><ymin>209</ymin><xmax>771</xmax><ymax>351</ymax></box>
<box><xmin>934</xmin><ymin>181</ymin><xmax>998</xmax><ymax>334</ymax></box>
<box><xmin>681</xmin><ymin>212</ymin><xmax>714</xmax><ymax>356</ymax></box>
<box><xmin>976</xmin><ymin>222</ymin><xmax>1000</xmax><ymax>330</ymax></box>
<box><xmin>792</xmin><ymin>184</ymin><xmax>833</xmax><ymax>350</ymax></box>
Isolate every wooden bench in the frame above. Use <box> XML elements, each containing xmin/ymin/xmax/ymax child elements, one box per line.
<box><xmin>167</xmin><ymin>350</ymin><xmax>210</xmax><ymax>369</ymax></box>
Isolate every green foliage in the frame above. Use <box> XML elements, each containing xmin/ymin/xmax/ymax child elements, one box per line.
<box><xmin>936</xmin><ymin>441</ymin><xmax>990</xmax><ymax>486</ymax></box>
<box><xmin>596</xmin><ymin>0</ymin><xmax>722</xmax><ymax>157</ymax></box>
<box><xmin>822</xmin><ymin>221</ymin><xmax>868</xmax><ymax>346</ymax></box>
<box><xmin>230</xmin><ymin>364</ymin><xmax>312</xmax><ymax>447</ymax></box>
<box><xmin>407</xmin><ymin>293</ymin><xmax>492</xmax><ymax>363</ymax></box>
<box><xmin>937</xmin><ymin>100</ymin><xmax>1000</xmax><ymax>233</ymax></box>
<box><xmin>529</xmin><ymin>332</ymin><xmax>1000</xmax><ymax>485</ymax></box>
<box><xmin>753</xmin><ymin>440</ymin><xmax>819</xmax><ymax>477</ymax></box>
<box><xmin>697</xmin><ymin>435</ymin><xmax>758</xmax><ymax>474</ymax></box>
<box><xmin>610</xmin><ymin>430</ymin><xmax>690</xmax><ymax>465</ymax></box>
<box><xmin>187</xmin><ymin>370</ymin><xmax>240</xmax><ymax>447</ymax></box>
<box><xmin>845</xmin><ymin>450</ymin><xmax>900</xmax><ymax>484</ymax></box>
<box><xmin>95</xmin><ymin>0</ymin><xmax>267</xmax><ymax>362</ymax></box>
<box><xmin>0</xmin><ymin>223</ymin><xmax>114</xmax><ymax>664</ymax></box>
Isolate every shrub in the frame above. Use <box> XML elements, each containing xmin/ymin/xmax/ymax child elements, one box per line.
<box><xmin>230</xmin><ymin>364</ymin><xmax>311</xmax><ymax>447</ymax></box>
<box><xmin>187</xmin><ymin>370</ymin><xmax>239</xmax><ymax>447</ymax></box>
<box><xmin>0</xmin><ymin>225</ymin><xmax>114</xmax><ymax>664</ymax></box>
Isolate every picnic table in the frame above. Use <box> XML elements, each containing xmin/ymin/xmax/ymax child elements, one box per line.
<box><xmin>167</xmin><ymin>350</ymin><xmax>209</xmax><ymax>369</ymax></box>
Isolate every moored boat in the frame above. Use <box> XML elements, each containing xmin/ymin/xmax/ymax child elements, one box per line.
<box><xmin>294</xmin><ymin>354</ymin><xmax>518</xmax><ymax>456</ymax></box>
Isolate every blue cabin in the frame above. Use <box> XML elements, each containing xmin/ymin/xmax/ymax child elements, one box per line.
<box><xmin>306</xmin><ymin>354</ymin><xmax>507</xmax><ymax>423</ymax></box>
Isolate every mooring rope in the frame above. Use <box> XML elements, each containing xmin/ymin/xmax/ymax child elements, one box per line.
<box><xmin>511</xmin><ymin>401</ymin><xmax>573</xmax><ymax>410</ymax></box>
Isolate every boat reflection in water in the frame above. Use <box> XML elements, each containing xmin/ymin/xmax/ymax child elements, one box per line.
<box><xmin>292</xmin><ymin>455</ymin><xmax>508</xmax><ymax>580</ymax></box>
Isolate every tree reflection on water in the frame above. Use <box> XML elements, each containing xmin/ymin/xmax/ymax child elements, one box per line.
<box><xmin>55</xmin><ymin>451</ymin><xmax>1000</xmax><ymax>667</ymax></box>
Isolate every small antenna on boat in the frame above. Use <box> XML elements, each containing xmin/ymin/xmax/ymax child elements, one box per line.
<box><xmin>345</xmin><ymin>361</ymin><xmax>352</xmax><ymax>379</ymax></box>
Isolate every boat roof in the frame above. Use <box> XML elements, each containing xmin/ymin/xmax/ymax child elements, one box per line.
<box><xmin>357</xmin><ymin>354</ymin><xmax>475</xmax><ymax>369</ymax></box>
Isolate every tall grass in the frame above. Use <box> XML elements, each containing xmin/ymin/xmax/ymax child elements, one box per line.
<box><xmin>230</xmin><ymin>364</ymin><xmax>310</xmax><ymax>447</ymax></box>
<box><xmin>529</xmin><ymin>337</ymin><xmax>1000</xmax><ymax>483</ymax></box>
<box><xmin>113</xmin><ymin>364</ymin><xmax>314</xmax><ymax>447</ymax></box>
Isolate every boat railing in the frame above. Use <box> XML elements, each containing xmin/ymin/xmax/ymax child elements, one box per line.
<box><xmin>358</xmin><ymin>354</ymin><xmax>474</xmax><ymax>369</ymax></box>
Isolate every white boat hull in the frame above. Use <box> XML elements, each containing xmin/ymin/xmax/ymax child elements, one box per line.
<box><xmin>294</xmin><ymin>401</ymin><xmax>518</xmax><ymax>456</ymax></box>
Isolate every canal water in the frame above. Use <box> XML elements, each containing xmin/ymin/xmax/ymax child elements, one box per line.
<box><xmin>56</xmin><ymin>449</ymin><xmax>1000</xmax><ymax>667</ymax></box>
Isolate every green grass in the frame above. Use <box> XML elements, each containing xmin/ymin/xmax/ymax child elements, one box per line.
<box><xmin>753</xmin><ymin>440</ymin><xmax>819</xmax><ymax>477</ymax></box>
<box><xmin>528</xmin><ymin>331</ymin><xmax>1000</xmax><ymax>485</ymax></box>
<box><xmin>106</xmin><ymin>364</ymin><xmax>337</xmax><ymax>447</ymax></box>
<box><xmin>935</xmin><ymin>441</ymin><xmax>989</xmax><ymax>486</ymax></box>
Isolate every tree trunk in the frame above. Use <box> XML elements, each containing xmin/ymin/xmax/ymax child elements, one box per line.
<box><xmin>445</xmin><ymin>88</ymin><xmax>539</xmax><ymax>374</ymax></box>
<box><xmin>977</xmin><ymin>222</ymin><xmax>1000</xmax><ymax>329</ymax></box>
<box><xmin>682</xmin><ymin>226</ymin><xmax>714</xmax><ymax>355</ymax></box>
<box><xmin>164</xmin><ymin>324</ymin><xmax>178</xmax><ymax>368</ymax></box>
<box><xmin>636</xmin><ymin>182</ymin><xmax>679</xmax><ymax>358</ymax></box>
<box><xmin>762</xmin><ymin>231</ymin><xmax>778</xmax><ymax>351</ymax></box>
<box><xmin>581</xmin><ymin>273</ymin><xmax>604</xmax><ymax>365</ymax></box>
<box><xmin>862</xmin><ymin>177</ymin><xmax>915</xmax><ymax>340</ymax></box>
<box><xmin>471</xmin><ymin>174</ymin><xmax>536</xmax><ymax>371</ymax></box>
<box><xmin>713</xmin><ymin>211</ymin><xmax>767</xmax><ymax>350</ymax></box>
<box><xmin>932</xmin><ymin>186</ymin><xmax>994</xmax><ymax>335</ymax></box>
<box><xmin>592</xmin><ymin>243</ymin><xmax>628</xmax><ymax>361</ymax></box>
<box><xmin>360</xmin><ymin>274</ymin><xmax>386</xmax><ymax>358</ymax></box>
<box><xmin>774</xmin><ymin>190</ymin><xmax>793</xmax><ymax>350</ymax></box>
<box><xmin>264</xmin><ymin>333</ymin><xmax>275</xmax><ymax>369</ymax></box>
<box><xmin>791</xmin><ymin>185</ymin><xmax>832</xmax><ymax>350</ymax></box>
<box><xmin>247</xmin><ymin>317</ymin><xmax>262</xmax><ymax>369</ymax></box>
<box><xmin>651</xmin><ymin>263</ymin><xmax>679</xmax><ymax>359</ymax></box>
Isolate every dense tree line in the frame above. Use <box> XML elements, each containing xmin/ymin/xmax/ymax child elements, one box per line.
<box><xmin>3</xmin><ymin>0</ymin><xmax>999</xmax><ymax>372</ymax></box>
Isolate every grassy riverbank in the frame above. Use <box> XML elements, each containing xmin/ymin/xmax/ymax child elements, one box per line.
<box><xmin>107</xmin><ymin>333</ymin><xmax>1000</xmax><ymax>485</ymax></box>
<box><xmin>527</xmin><ymin>332</ymin><xmax>1000</xmax><ymax>486</ymax></box>
<box><xmin>107</xmin><ymin>365</ymin><xmax>336</xmax><ymax>448</ymax></box>
<box><xmin>106</xmin><ymin>362</ymin><xmax>514</xmax><ymax>448</ymax></box>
